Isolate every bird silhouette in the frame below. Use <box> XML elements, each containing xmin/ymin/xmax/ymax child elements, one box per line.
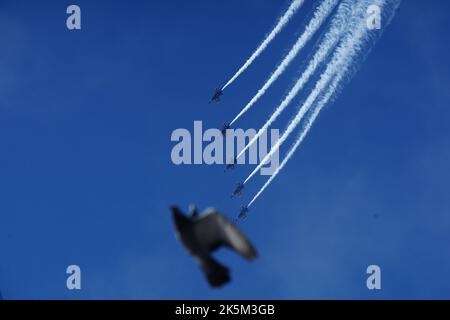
<box><xmin>171</xmin><ymin>205</ymin><xmax>257</xmax><ymax>287</ymax></box>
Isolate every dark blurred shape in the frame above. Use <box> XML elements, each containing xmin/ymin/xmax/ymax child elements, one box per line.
<box><xmin>231</xmin><ymin>182</ymin><xmax>244</xmax><ymax>197</ymax></box>
<box><xmin>209</xmin><ymin>87</ymin><xmax>223</xmax><ymax>104</ymax></box>
<box><xmin>221</xmin><ymin>123</ymin><xmax>231</xmax><ymax>136</ymax></box>
<box><xmin>224</xmin><ymin>157</ymin><xmax>237</xmax><ymax>172</ymax></box>
<box><xmin>171</xmin><ymin>205</ymin><xmax>257</xmax><ymax>287</ymax></box>
<box><xmin>238</xmin><ymin>205</ymin><xmax>249</xmax><ymax>220</ymax></box>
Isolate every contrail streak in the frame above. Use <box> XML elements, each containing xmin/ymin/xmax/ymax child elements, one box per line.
<box><xmin>229</xmin><ymin>0</ymin><xmax>340</xmax><ymax>126</ymax></box>
<box><xmin>247</xmin><ymin>0</ymin><xmax>402</xmax><ymax>208</ymax></box>
<box><xmin>236</xmin><ymin>0</ymin><xmax>356</xmax><ymax>161</ymax></box>
<box><xmin>248</xmin><ymin>74</ymin><xmax>341</xmax><ymax>208</ymax></box>
<box><xmin>222</xmin><ymin>0</ymin><xmax>304</xmax><ymax>91</ymax></box>
<box><xmin>244</xmin><ymin>0</ymin><xmax>373</xmax><ymax>185</ymax></box>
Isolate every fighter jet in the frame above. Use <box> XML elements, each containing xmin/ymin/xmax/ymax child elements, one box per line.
<box><xmin>224</xmin><ymin>157</ymin><xmax>237</xmax><ymax>172</ymax></box>
<box><xmin>231</xmin><ymin>182</ymin><xmax>244</xmax><ymax>197</ymax></box>
<box><xmin>171</xmin><ymin>205</ymin><xmax>257</xmax><ymax>287</ymax></box>
<box><xmin>209</xmin><ymin>87</ymin><xmax>223</xmax><ymax>104</ymax></box>
<box><xmin>221</xmin><ymin>123</ymin><xmax>231</xmax><ymax>136</ymax></box>
<box><xmin>237</xmin><ymin>205</ymin><xmax>249</xmax><ymax>220</ymax></box>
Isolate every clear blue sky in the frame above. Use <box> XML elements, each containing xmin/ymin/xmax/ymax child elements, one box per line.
<box><xmin>1</xmin><ymin>0</ymin><xmax>450</xmax><ymax>299</ymax></box>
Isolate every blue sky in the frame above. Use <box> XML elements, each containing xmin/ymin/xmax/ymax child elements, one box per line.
<box><xmin>1</xmin><ymin>0</ymin><xmax>450</xmax><ymax>299</ymax></box>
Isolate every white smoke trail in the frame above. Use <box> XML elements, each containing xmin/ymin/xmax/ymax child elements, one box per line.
<box><xmin>248</xmin><ymin>74</ymin><xmax>341</xmax><ymax>207</ymax></box>
<box><xmin>229</xmin><ymin>0</ymin><xmax>340</xmax><ymax>126</ymax></box>
<box><xmin>247</xmin><ymin>0</ymin><xmax>402</xmax><ymax>208</ymax></box>
<box><xmin>222</xmin><ymin>0</ymin><xmax>304</xmax><ymax>91</ymax></box>
<box><xmin>236</xmin><ymin>0</ymin><xmax>356</xmax><ymax>162</ymax></box>
<box><xmin>244</xmin><ymin>0</ymin><xmax>373</xmax><ymax>185</ymax></box>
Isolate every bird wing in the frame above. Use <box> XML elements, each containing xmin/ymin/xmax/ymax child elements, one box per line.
<box><xmin>193</xmin><ymin>210</ymin><xmax>257</xmax><ymax>260</ymax></box>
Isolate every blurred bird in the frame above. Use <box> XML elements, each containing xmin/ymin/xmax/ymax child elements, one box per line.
<box><xmin>171</xmin><ymin>205</ymin><xmax>257</xmax><ymax>287</ymax></box>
